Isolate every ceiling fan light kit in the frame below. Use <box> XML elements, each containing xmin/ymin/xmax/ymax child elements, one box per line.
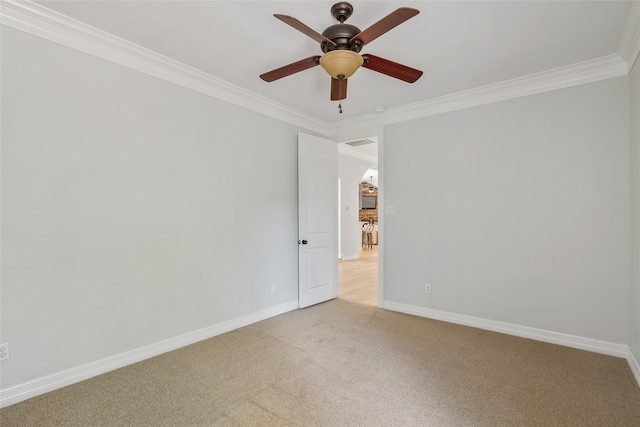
<box><xmin>319</xmin><ymin>50</ymin><xmax>363</xmax><ymax>79</ymax></box>
<box><xmin>260</xmin><ymin>2</ymin><xmax>423</xmax><ymax>109</ymax></box>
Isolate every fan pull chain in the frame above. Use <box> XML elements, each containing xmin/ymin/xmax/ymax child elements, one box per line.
<box><xmin>338</xmin><ymin>102</ymin><xmax>343</xmax><ymax>114</ymax></box>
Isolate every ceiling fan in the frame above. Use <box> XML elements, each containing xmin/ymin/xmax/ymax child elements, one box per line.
<box><xmin>259</xmin><ymin>2</ymin><xmax>423</xmax><ymax>104</ymax></box>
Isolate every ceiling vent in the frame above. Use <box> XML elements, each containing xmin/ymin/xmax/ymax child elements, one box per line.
<box><xmin>345</xmin><ymin>138</ymin><xmax>376</xmax><ymax>147</ymax></box>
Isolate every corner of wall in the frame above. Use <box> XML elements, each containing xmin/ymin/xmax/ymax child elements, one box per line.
<box><xmin>628</xmin><ymin>347</ymin><xmax>640</xmax><ymax>389</ymax></box>
<box><xmin>628</xmin><ymin>43</ymin><xmax>640</xmax><ymax>387</ymax></box>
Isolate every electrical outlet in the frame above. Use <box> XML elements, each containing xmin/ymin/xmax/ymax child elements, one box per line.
<box><xmin>0</xmin><ymin>343</ymin><xmax>10</xmax><ymax>361</ymax></box>
<box><xmin>271</xmin><ymin>283</ymin><xmax>277</xmax><ymax>293</ymax></box>
<box><xmin>425</xmin><ymin>284</ymin><xmax>431</xmax><ymax>294</ymax></box>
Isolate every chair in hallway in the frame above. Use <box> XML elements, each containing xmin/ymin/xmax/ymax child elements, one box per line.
<box><xmin>363</xmin><ymin>223</ymin><xmax>376</xmax><ymax>249</ymax></box>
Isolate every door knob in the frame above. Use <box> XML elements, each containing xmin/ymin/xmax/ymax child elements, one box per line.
<box><xmin>299</xmin><ymin>240</ymin><xmax>308</xmax><ymax>245</ymax></box>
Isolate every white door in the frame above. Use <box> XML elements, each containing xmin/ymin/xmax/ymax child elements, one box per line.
<box><xmin>298</xmin><ymin>132</ymin><xmax>338</xmax><ymax>308</ymax></box>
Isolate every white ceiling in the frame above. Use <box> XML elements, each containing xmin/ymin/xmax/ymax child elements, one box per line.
<box><xmin>30</xmin><ymin>1</ymin><xmax>633</xmax><ymax>125</ymax></box>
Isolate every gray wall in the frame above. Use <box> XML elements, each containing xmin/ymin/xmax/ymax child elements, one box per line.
<box><xmin>1</xmin><ymin>28</ymin><xmax>302</xmax><ymax>389</ymax></box>
<box><xmin>383</xmin><ymin>77</ymin><xmax>630</xmax><ymax>344</ymax></box>
<box><xmin>3</xmin><ymin>19</ymin><xmax>639</xmax><ymax>397</ymax></box>
<box><xmin>630</xmin><ymin>58</ymin><xmax>640</xmax><ymax>363</ymax></box>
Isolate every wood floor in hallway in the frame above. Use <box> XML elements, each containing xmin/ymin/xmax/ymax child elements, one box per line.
<box><xmin>338</xmin><ymin>248</ymin><xmax>378</xmax><ymax>306</ymax></box>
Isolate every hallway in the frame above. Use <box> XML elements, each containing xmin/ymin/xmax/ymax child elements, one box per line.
<box><xmin>338</xmin><ymin>249</ymin><xmax>378</xmax><ymax>306</ymax></box>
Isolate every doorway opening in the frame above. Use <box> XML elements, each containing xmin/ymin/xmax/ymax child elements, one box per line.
<box><xmin>337</xmin><ymin>139</ymin><xmax>379</xmax><ymax>307</ymax></box>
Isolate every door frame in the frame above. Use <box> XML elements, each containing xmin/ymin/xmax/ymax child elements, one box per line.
<box><xmin>334</xmin><ymin>126</ymin><xmax>385</xmax><ymax>307</ymax></box>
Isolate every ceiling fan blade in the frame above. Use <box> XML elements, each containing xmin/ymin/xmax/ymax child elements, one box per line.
<box><xmin>274</xmin><ymin>14</ymin><xmax>337</xmax><ymax>47</ymax></box>
<box><xmin>260</xmin><ymin>56</ymin><xmax>321</xmax><ymax>82</ymax></box>
<box><xmin>350</xmin><ymin>7</ymin><xmax>419</xmax><ymax>46</ymax></box>
<box><xmin>362</xmin><ymin>54</ymin><xmax>423</xmax><ymax>83</ymax></box>
<box><xmin>331</xmin><ymin>78</ymin><xmax>347</xmax><ymax>101</ymax></box>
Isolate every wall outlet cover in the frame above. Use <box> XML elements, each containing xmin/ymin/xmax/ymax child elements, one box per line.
<box><xmin>0</xmin><ymin>343</ymin><xmax>10</xmax><ymax>361</ymax></box>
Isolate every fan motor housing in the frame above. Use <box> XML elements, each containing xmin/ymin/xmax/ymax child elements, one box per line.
<box><xmin>321</xmin><ymin>23</ymin><xmax>362</xmax><ymax>53</ymax></box>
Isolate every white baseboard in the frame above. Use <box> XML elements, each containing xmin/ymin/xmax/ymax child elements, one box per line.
<box><xmin>3</xmin><ymin>300</ymin><xmax>637</xmax><ymax>408</ymax></box>
<box><xmin>340</xmin><ymin>254</ymin><xmax>359</xmax><ymax>261</ymax></box>
<box><xmin>385</xmin><ymin>300</ymin><xmax>640</xmax><ymax>390</ymax></box>
<box><xmin>628</xmin><ymin>348</ymin><xmax>640</xmax><ymax>389</ymax></box>
<box><xmin>0</xmin><ymin>300</ymin><xmax>298</xmax><ymax>408</ymax></box>
<box><xmin>383</xmin><ymin>301</ymin><xmax>629</xmax><ymax>358</ymax></box>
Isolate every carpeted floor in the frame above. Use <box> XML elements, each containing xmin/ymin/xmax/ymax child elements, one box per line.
<box><xmin>2</xmin><ymin>299</ymin><xmax>640</xmax><ymax>426</ymax></box>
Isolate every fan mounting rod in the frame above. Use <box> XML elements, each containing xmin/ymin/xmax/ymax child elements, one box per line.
<box><xmin>331</xmin><ymin>2</ymin><xmax>354</xmax><ymax>23</ymax></box>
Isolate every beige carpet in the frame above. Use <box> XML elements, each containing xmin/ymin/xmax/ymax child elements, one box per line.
<box><xmin>2</xmin><ymin>299</ymin><xmax>640</xmax><ymax>426</ymax></box>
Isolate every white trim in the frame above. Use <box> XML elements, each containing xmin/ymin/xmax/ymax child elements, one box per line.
<box><xmin>0</xmin><ymin>0</ymin><xmax>632</xmax><ymax>138</ymax></box>
<box><xmin>0</xmin><ymin>0</ymin><xmax>330</xmax><ymax>136</ymax></box>
<box><xmin>0</xmin><ymin>300</ymin><xmax>298</xmax><ymax>408</ymax></box>
<box><xmin>376</xmin><ymin>131</ymin><xmax>385</xmax><ymax>308</ymax></box>
<box><xmin>340</xmin><ymin>254</ymin><xmax>359</xmax><ymax>261</ymax></box>
<box><xmin>337</xmin><ymin>143</ymin><xmax>378</xmax><ymax>164</ymax></box>
<box><xmin>330</xmin><ymin>54</ymin><xmax>628</xmax><ymax>135</ymax></box>
<box><xmin>628</xmin><ymin>349</ymin><xmax>640</xmax><ymax>389</ymax></box>
<box><xmin>618</xmin><ymin>0</ymin><xmax>640</xmax><ymax>72</ymax></box>
<box><xmin>383</xmin><ymin>301</ymin><xmax>629</xmax><ymax>358</ymax></box>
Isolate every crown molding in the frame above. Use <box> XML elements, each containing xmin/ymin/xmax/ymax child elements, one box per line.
<box><xmin>0</xmin><ymin>0</ymin><xmax>331</xmax><ymax>136</ymax></box>
<box><xmin>337</xmin><ymin>144</ymin><xmax>378</xmax><ymax>164</ymax></box>
<box><xmin>619</xmin><ymin>0</ymin><xmax>640</xmax><ymax>72</ymax></box>
<box><xmin>0</xmin><ymin>0</ymin><xmax>633</xmax><ymax>138</ymax></box>
<box><xmin>329</xmin><ymin>54</ymin><xmax>628</xmax><ymax>135</ymax></box>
